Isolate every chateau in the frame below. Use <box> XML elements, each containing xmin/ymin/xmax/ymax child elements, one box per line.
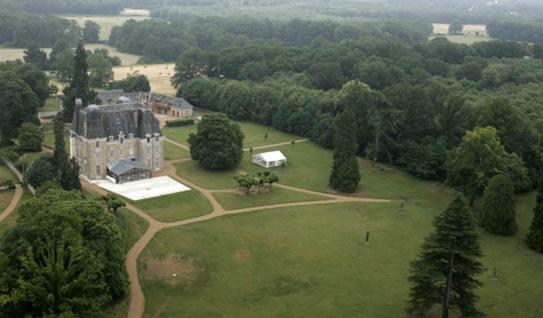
<box><xmin>70</xmin><ymin>99</ymin><xmax>164</xmax><ymax>183</ymax></box>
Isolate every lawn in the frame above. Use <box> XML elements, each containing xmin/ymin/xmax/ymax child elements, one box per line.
<box><xmin>164</xmin><ymin>142</ymin><xmax>190</xmax><ymax>161</ymax></box>
<box><xmin>0</xmin><ymin>189</ymin><xmax>14</xmax><ymax>215</ymax></box>
<box><xmin>0</xmin><ymin>190</ymin><xmax>33</xmax><ymax>238</ymax></box>
<box><xmin>163</xmin><ymin>121</ymin><xmax>299</xmax><ymax>149</ymax></box>
<box><xmin>129</xmin><ymin>191</ymin><xmax>212</xmax><ymax>223</ymax></box>
<box><xmin>175</xmin><ymin>160</ymin><xmax>239</xmax><ymax>190</ymax></box>
<box><xmin>42</xmin><ymin>96</ymin><xmax>60</xmax><ymax>112</ymax></box>
<box><xmin>0</xmin><ymin>164</ymin><xmax>16</xmax><ymax>182</ymax></box>
<box><xmin>42</xmin><ymin>123</ymin><xmax>70</xmax><ymax>150</ymax></box>
<box><xmin>212</xmin><ymin>187</ymin><xmax>330</xmax><ymax>210</ymax></box>
<box><xmin>118</xmin><ymin>208</ymin><xmax>149</xmax><ymax>249</ymax></box>
<box><xmin>139</xmin><ymin>182</ymin><xmax>543</xmax><ymax>318</ymax></box>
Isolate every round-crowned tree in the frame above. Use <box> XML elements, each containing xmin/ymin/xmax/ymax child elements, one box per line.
<box><xmin>188</xmin><ymin>113</ymin><xmax>244</xmax><ymax>170</ymax></box>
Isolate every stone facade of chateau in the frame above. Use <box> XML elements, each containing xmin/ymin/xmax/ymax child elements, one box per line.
<box><xmin>70</xmin><ymin>99</ymin><xmax>164</xmax><ymax>182</ymax></box>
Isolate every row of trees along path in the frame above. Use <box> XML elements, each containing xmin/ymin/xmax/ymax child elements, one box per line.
<box><xmin>82</xmin><ymin>137</ymin><xmax>391</xmax><ymax>318</ymax></box>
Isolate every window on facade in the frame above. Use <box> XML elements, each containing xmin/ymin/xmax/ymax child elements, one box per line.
<box><xmin>155</xmin><ymin>135</ymin><xmax>159</xmax><ymax>141</ymax></box>
<box><xmin>96</xmin><ymin>151</ymin><xmax>100</xmax><ymax>162</ymax></box>
<box><xmin>129</xmin><ymin>146</ymin><xmax>135</xmax><ymax>158</ymax></box>
<box><xmin>147</xmin><ymin>137</ymin><xmax>150</xmax><ymax>143</ymax></box>
<box><xmin>96</xmin><ymin>140</ymin><xmax>100</xmax><ymax>148</ymax></box>
<box><xmin>109</xmin><ymin>148</ymin><xmax>114</xmax><ymax>158</ymax></box>
<box><xmin>109</xmin><ymin>136</ymin><xmax>114</xmax><ymax>142</ymax></box>
<box><xmin>120</xmin><ymin>137</ymin><xmax>124</xmax><ymax>144</ymax></box>
<box><xmin>96</xmin><ymin>165</ymin><xmax>101</xmax><ymax>176</ymax></box>
<box><xmin>120</xmin><ymin>146</ymin><xmax>124</xmax><ymax>159</ymax></box>
<box><xmin>129</xmin><ymin>133</ymin><xmax>134</xmax><ymax>139</ymax></box>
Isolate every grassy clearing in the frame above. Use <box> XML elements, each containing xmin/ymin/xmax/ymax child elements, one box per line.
<box><xmin>42</xmin><ymin>123</ymin><xmax>70</xmax><ymax>150</ymax></box>
<box><xmin>429</xmin><ymin>34</ymin><xmax>494</xmax><ymax>45</ymax></box>
<box><xmin>163</xmin><ymin>121</ymin><xmax>300</xmax><ymax>148</ymax></box>
<box><xmin>431</xmin><ymin>23</ymin><xmax>493</xmax><ymax>45</ymax></box>
<box><xmin>0</xmin><ymin>190</ymin><xmax>33</xmax><ymax>238</ymax></box>
<box><xmin>175</xmin><ymin>160</ymin><xmax>239</xmax><ymax>190</ymax></box>
<box><xmin>0</xmin><ymin>44</ymin><xmax>139</xmax><ymax>65</ymax></box>
<box><xmin>164</xmin><ymin>141</ymin><xmax>190</xmax><ymax>161</ymax></box>
<box><xmin>60</xmin><ymin>15</ymin><xmax>148</xmax><ymax>41</ymax></box>
<box><xmin>0</xmin><ymin>190</ymin><xmax>14</xmax><ymax>214</ymax></box>
<box><xmin>42</xmin><ymin>96</ymin><xmax>60</xmax><ymax>112</ymax></box>
<box><xmin>0</xmin><ymin>164</ymin><xmax>16</xmax><ymax>182</ymax></box>
<box><xmin>113</xmin><ymin>64</ymin><xmax>175</xmax><ymax>95</ymax></box>
<box><xmin>140</xmin><ymin>178</ymin><xmax>543</xmax><ymax>318</ymax></box>
<box><xmin>129</xmin><ymin>191</ymin><xmax>212</xmax><ymax>223</ymax></box>
<box><xmin>212</xmin><ymin>187</ymin><xmax>330</xmax><ymax>210</ymax></box>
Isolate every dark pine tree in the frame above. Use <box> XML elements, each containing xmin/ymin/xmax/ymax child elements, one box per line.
<box><xmin>329</xmin><ymin>106</ymin><xmax>360</xmax><ymax>193</ymax></box>
<box><xmin>63</xmin><ymin>42</ymin><xmax>94</xmax><ymax>122</ymax></box>
<box><xmin>480</xmin><ymin>174</ymin><xmax>517</xmax><ymax>236</ymax></box>
<box><xmin>408</xmin><ymin>195</ymin><xmax>484</xmax><ymax>318</ymax></box>
<box><xmin>52</xmin><ymin>115</ymin><xmax>68</xmax><ymax>172</ymax></box>
<box><xmin>526</xmin><ymin>189</ymin><xmax>543</xmax><ymax>253</ymax></box>
<box><xmin>60</xmin><ymin>157</ymin><xmax>81</xmax><ymax>191</ymax></box>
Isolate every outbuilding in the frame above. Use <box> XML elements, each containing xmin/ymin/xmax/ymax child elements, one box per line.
<box><xmin>252</xmin><ymin>151</ymin><xmax>287</xmax><ymax>168</ymax></box>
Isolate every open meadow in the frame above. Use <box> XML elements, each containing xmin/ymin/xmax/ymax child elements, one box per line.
<box><xmin>113</xmin><ymin>63</ymin><xmax>176</xmax><ymax>95</ymax></box>
<box><xmin>139</xmin><ymin>135</ymin><xmax>543</xmax><ymax>318</ymax></box>
<box><xmin>60</xmin><ymin>15</ymin><xmax>149</xmax><ymax>41</ymax></box>
<box><xmin>431</xmin><ymin>23</ymin><xmax>493</xmax><ymax>44</ymax></box>
<box><xmin>0</xmin><ymin>44</ymin><xmax>140</xmax><ymax>65</ymax></box>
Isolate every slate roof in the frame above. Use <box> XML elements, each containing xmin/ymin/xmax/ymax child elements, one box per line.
<box><xmin>71</xmin><ymin>103</ymin><xmax>161</xmax><ymax>140</ymax></box>
<box><xmin>107</xmin><ymin>160</ymin><xmax>150</xmax><ymax>176</ymax></box>
<box><xmin>148</xmin><ymin>92</ymin><xmax>193</xmax><ymax>110</ymax></box>
<box><xmin>96</xmin><ymin>90</ymin><xmax>145</xmax><ymax>105</ymax></box>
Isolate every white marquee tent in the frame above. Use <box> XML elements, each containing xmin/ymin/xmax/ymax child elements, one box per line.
<box><xmin>252</xmin><ymin>151</ymin><xmax>287</xmax><ymax>168</ymax></box>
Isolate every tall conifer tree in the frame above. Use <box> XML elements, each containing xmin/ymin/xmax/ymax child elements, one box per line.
<box><xmin>63</xmin><ymin>42</ymin><xmax>94</xmax><ymax>121</ymax></box>
<box><xmin>526</xmin><ymin>189</ymin><xmax>543</xmax><ymax>252</ymax></box>
<box><xmin>408</xmin><ymin>195</ymin><xmax>484</xmax><ymax>318</ymax></box>
<box><xmin>329</xmin><ymin>106</ymin><xmax>360</xmax><ymax>193</ymax></box>
<box><xmin>479</xmin><ymin>174</ymin><xmax>517</xmax><ymax>235</ymax></box>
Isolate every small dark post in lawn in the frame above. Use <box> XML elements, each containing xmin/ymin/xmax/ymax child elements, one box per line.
<box><xmin>250</xmin><ymin>147</ymin><xmax>253</xmax><ymax>153</ymax></box>
<box><xmin>264</xmin><ymin>133</ymin><xmax>268</xmax><ymax>141</ymax></box>
<box><xmin>365</xmin><ymin>231</ymin><xmax>370</xmax><ymax>244</ymax></box>
<box><xmin>492</xmin><ymin>267</ymin><xmax>498</xmax><ymax>281</ymax></box>
<box><xmin>291</xmin><ymin>140</ymin><xmax>295</xmax><ymax>146</ymax></box>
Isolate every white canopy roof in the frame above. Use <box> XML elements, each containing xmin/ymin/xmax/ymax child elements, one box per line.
<box><xmin>255</xmin><ymin>151</ymin><xmax>286</xmax><ymax>162</ymax></box>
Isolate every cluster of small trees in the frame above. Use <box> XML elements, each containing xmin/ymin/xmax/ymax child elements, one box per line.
<box><xmin>235</xmin><ymin>171</ymin><xmax>279</xmax><ymax>195</ymax></box>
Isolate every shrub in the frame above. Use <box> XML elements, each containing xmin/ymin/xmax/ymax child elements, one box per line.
<box><xmin>165</xmin><ymin>118</ymin><xmax>195</xmax><ymax>127</ymax></box>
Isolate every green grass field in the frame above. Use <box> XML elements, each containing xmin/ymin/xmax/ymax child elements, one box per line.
<box><xmin>130</xmin><ymin>191</ymin><xmax>213</xmax><ymax>223</ymax></box>
<box><xmin>42</xmin><ymin>96</ymin><xmax>60</xmax><ymax>112</ymax></box>
<box><xmin>175</xmin><ymin>160</ymin><xmax>239</xmax><ymax>190</ymax></box>
<box><xmin>212</xmin><ymin>187</ymin><xmax>330</xmax><ymax>210</ymax></box>
<box><xmin>163</xmin><ymin>121</ymin><xmax>299</xmax><ymax>148</ymax></box>
<box><xmin>164</xmin><ymin>142</ymin><xmax>190</xmax><ymax>161</ymax></box>
<box><xmin>0</xmin><ymin>164</ymin><xmax>16</xmax><ymax>183</ymax></box>
<box><xmin>139</xmin><ymin>185</ymin><xmax>543</xmax><ymax>318</ymax></box>
<box><xmin>42</xmin><ymin>123</ymin><xmax>70</xmax><ymax>150</ymax></box>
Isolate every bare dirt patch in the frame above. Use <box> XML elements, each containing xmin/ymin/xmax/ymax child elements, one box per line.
<box><xmin>234</xmin><ymin>249</ymin><xmax>252</xmax><ymax>263</ymax></box>
<box><xmin>142</xmin><ymin>254</ymin><xmax>204</xmax><ymax>286</ymax></box>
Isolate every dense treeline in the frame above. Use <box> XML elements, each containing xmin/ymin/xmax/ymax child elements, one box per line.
<box><xmin>0</xmin><ymin>0</ymin><xmax>123</xmax><ymax>15</ymax></box>
<box><xmin>487</xmin><ymin>21</ymin><xmax>543</xmax><ymax>46</ymax></box>
<box><xmin>175</xmin><ymin>29</ymin><xmax>543</xmax><ymax>192</ymax></box>
<box><xmin>108</xmin><ymin>18</ymin><xmax>432</xmax><ymax>62</ymax></box>
<box><xmin>0</xmin><ymin>10</ymin><xmax>81</xmax><ymax>47</ymax></box>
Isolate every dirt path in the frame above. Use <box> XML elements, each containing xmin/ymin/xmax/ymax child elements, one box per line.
<box><xmin>164</xmin><ymin>138</ymin><xmax>190</xmax><ymax>151</ymax></box>
<box><xmin>244</xmin><ymin>139</ymin><xmax>309</xmax><ymax>152</ymax></box>
<box><xmin>0</xmin><ymin>185</ymin><xmax>23</xmax><ymax>223</ymax></box>
<box><xmin>82</xmin><ymin>156</ymin><xmax>391</xmax><ymax>318</ymax></box>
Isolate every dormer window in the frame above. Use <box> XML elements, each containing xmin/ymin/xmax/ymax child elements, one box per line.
<box><xmin>109</xmin><ymin>136</ymin><xmax>114</xmax><ymax>142</ymax></box>
<box><xmin>96</xmin><ymin>141</ymin><xmax>100</xmax><ymax>148</ymax></box>
<box><xmin>146</xmin><ymin>133</ymin><xmax>151</xmax><ymax>143</ymax></box>
<box><xmin>129</xmin><ymin>133</ymin><xmax>134</xmax><ymax>139</ymax></box>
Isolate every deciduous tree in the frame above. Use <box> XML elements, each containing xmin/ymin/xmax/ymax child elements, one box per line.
<box><xmin>18</xmin><ymin>123</ymin><xmax>43</xmax><ymax>153</ymax></box>
<box><xmin>188</xmin><ymin>113</ymin><xmax>244</xmax><ymax>170</ymax></box>
<box><xmin>526</xmin><ymin>189</ymin><xmax>543</xmax><ymax>253</ymax></box>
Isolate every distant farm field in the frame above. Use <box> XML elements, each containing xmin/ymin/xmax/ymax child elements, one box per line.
<box><xmin>431</xmin><ymin>23</ymin><xmax>493</xmax><ymax>44</ymax></box>
<box><xmin>60</xmin><ymin>15</ymin><xmax>148</xmax><ymax>41</ymax></box>
<box><xmin>113</xmin><ymin>63</ymin><xmax>176</xmax><ymax>95</ymax></box>
<box><xmin>0</xmin><ymin>44</ymin><xmax>140</xmax><ymax>66</ymax></box>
